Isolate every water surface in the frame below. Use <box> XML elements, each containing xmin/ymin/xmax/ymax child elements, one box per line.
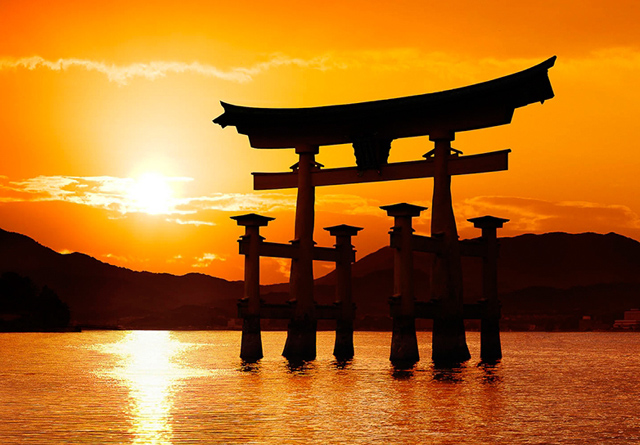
<box><xmin>1</xmin><ymin>331</ymin><xmax>639</xmax><ymax>444</ymax></box>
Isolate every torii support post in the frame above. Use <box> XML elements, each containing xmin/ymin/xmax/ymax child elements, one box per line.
<box><xmin>430</xmin><ymin>134</ymin><xmax>471</xmax><ymax>364</ymax></box>
<box><xmin>468</xmin><ymin>216</ymin><xmax>509</xmax><ymax>363</ymax></box>
<box><xmin>231</xmin><ymin>213</ymin><xmax>274</xmax><ymax>362</ymax></box>
<box><xmin>381</xmin><ymin>203</ymin><xmax>427</xmax><ymax>366</ymax></box>
<box><xmin>283</xmin><ymin>144</ymin><xmax>320</xmax><ymax>361</ymax></box>
<box><xmin>324</xmin><ymin>224</ymin><xmax>363</xmax><ymax>360</ymax></box>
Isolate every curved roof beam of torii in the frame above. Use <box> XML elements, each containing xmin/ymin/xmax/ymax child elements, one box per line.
<box><xmin>213</xmin><ymin>56</ymin><xmax>556</xmax><ymax>149</ymax></box>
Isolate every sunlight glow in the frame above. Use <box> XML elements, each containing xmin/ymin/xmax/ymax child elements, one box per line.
<box><xmin>119</xmin><ymin>331</ymin><xmax>177</xmax><ymax>444</ymax></box>
<box><xmin>127</xmin><ymin>173</ymin><xmax>174</xmax><ymax>215</ymax></box>
<box><xmin>98</xmin><ymin>331</ymin><xmax>210</xmax><ymax>445</ymax></box>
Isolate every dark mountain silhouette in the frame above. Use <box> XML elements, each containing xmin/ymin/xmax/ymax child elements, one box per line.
<box><xmin>0</xmin><ymin>228</ymin><xmax>242</xmax><ymax>329</ymax></box>
<box><xmin>1</xmin><ymin>228</ymin><xmax>639</xmax><ymax>330</ymax></box>
<box><xmin>310</xmin><ymin>232</ymin><xmax>640</xmax><ymax>329</ymax></box>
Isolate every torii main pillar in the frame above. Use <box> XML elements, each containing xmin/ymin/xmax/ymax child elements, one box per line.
<box><xmin>282</xmin><ymin>144</ymin><xmax>319</xmax><ymax>360</ymax></box>
<box><xmin>430</xmin><ymin>133</ymin><xmax>471</xmax><ymax>363</ymax></box>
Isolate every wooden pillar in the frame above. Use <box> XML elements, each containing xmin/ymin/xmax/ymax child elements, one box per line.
<box><xmin>325</xmin><ymin>224</ymin><xmax>362</xmax><ymax>360</ymax></box>
<box><xmin>283</xmin><ymin>144</ymin><xmax>320</xmax><ymax>361</ymax></box>
<box><xmin>381</xmin><ymin>203</ymin><xmax>426</xmax><ymax>366</ymax></box>
<box><xmin>231</xmin><ymin>213</ymin><xmax>274</xmax><ymax>362</ymax></box>
<box><xmin>468</xmin><ymin>216</ymin><xmax>509</xmax><ymax>363</ymax></box>
<box><xmin>429</xmin><ymin>133</ymin><xmax>471</xmax><ymax>364</ymax></box>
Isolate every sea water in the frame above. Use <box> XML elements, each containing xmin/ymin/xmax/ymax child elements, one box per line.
<box><xmin>1</xmin><ymin>331</ymin><xmax>639</xmax><ymax>444</ymax></box>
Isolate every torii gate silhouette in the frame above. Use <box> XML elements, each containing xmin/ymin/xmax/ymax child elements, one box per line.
<box><xmin>214</xmin><ymin>56</ymin><xmax>556</xmax><ymax>363</ymax></box>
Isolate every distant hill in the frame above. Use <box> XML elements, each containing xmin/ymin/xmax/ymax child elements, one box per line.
<box><xmin>308</xmin><ymin>232</ymin><xmax>640</xmax><ymax>329</ymax></box>
<box><xmin>1</xmin><ymin>228</ymin><xmax>639</xmax><ymax>330</ymax></box>
<box><xmin>0</xmin><ymin>228</ymin><xmax>243</xmax><ymax>329</ymax></box>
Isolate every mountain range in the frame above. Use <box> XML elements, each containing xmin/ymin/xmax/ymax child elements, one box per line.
<box><xmin>1</xmin><ymin>228</ymin><xmax>639</xmax><ymax>330</ymax></box>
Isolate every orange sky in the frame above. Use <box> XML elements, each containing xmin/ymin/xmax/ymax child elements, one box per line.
<box><xmin>1</xmin><ymin>0</ymin><xmax>640</xmax><ymax>283</ymax></box>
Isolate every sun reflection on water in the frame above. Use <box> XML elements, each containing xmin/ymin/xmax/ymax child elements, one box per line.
<box><xmin>97</xmin><ymin>331</ymin><xmax>210</xmax><ymax>445</ymax></box>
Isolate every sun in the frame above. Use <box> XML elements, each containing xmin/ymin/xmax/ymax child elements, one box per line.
<box><xmin>128</xmin><ymin>173</ymin><xmax>175</xmax><ymax>215</ymax></box>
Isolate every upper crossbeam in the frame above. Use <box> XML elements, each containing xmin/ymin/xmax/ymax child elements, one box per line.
<box><xmin>253</xmin><ymin>149</ymin><xmax>510</xmax><ymax>190</ymax></box>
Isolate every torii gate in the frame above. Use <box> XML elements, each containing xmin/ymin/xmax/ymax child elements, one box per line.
<box><xmin>214</xmin><ymin>56</ymin><xmax>556</xmax><ymax>362</ymax></box>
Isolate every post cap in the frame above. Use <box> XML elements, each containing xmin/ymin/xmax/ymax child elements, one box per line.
<box><xmin>323</xmin><ymin>224</ymin><xmax>363</xmax><ymax>237</ymax></box>
<box><xmin>380</xmin><ymin>203</ymin><xmax>427</xmax><ymax>217</ymax></box>
<box><xmin>467</xmin><ymin>215</ymin><xmax>509</xmax><ymax>229</ymax></box>
<box><xmin>231</xmin><ymin>213</ymin><xmax>275</xmax><ymax>227</ymax></box>
<box><xmin>294</xmin><ymin>144</ymin><xmax>320</xmax><ymax>154</ymax></box>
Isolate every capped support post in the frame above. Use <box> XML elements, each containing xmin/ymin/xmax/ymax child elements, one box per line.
<box><xmin>283</xmin><ymin>144</ymin><xmax>320</xmax><ymax>361</ymax></box>
<box><xmin>232</xmin><ymin>213</ymin><xmax>274</xmax><ymax>362</ymax></box>
<box><xmin>324</xmin><ymin>224</ymin><xmax>363</xmax><ymax>360</ymax></box>
<box><xmin>381</xmin><ymin>203</ymin><xmax>427</xmax><ymax>366</ymax></box>
<box><xmin>430</xmin><ymin>134</ymin><xmax>471</xmax><ymax>365</ymax></box>
<box><xmin>468</xmin><ymin>215</ymin><xmax>509</xmax><ymax>363</ymax></box>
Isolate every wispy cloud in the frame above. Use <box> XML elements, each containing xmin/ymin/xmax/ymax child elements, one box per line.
<box><xmin>0</xmin><ymin>56</ymin><xmax>252</xmax><ymax>85</ymax></box>
<box><xmin>317</xmin><ymin>194</ymin><xmax>383</xmax><ymax>215</ymax></box>
<box><xmin>0</xmin><ymin>174</ymin><xmax>192</xmax><ymax>214</ymax></box>
<box><xmin>2</xmin><ymin>49</ymin><xmax>640</xmax><ymax>88</ymax></box>
<box><xmin>0</xmin><ymin>174</ymin><xmax>389</xmax><ymax>228</ymax></box>
<box><xmin>0</xmin><ymin>174</ymin><xmax>296</xmax><ymax>218</ymax></box>
<box><xmin>178</xmin><ymin>192</ymin><xmax>385</xmax><ymax>217</ymax></box>
<box><xmin>192</xmin><ymin>252</ymin><xmax>225</xmax><ymax>268</ymax></box>
<box><xmin>0</xmin><ymin>51</ymin><xmax>535</xmax><ymax>86</ymax></box>
<box><xmin>0</xmin><ymin>54</ymin><xmax>339</xmax><ymax>86</ymax></box>
<box><xmin>456</xmin><ymin>196</ymin><xmax>640</xmax><ymax>236</ymax></box>
<box><xmin>102</xmin><ymin>253</ymin><xmax>130</xmax><ymax>263</ymax></box>
<box><xmin>166</xmin><ymin>254</ymin><xmax>183</xmax><ymax>265</ymax></box>
<box><xmin>4</xmin><ymin>175</ymin><xmax>638</xmax><ymax>238</ymax></box>
<box><xmin>166</xmin><ymin>218</ymin><xmax>216</xmax><ymax>227</ymax></box>
<box><xmin>263</xmin><ymin>257</ymin><xmax>291</xmax><ymax>281</ymax></box>
<box><xmin>179</xmin><ymin>193</ymin><xmax>297</xmax><ymax>213</ymax></box>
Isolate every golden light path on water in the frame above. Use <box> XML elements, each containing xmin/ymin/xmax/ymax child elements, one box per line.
<box><xmin>96</xmin><ymin>331</ymin><xmax>211</xmax><ymax>445</ymax></box>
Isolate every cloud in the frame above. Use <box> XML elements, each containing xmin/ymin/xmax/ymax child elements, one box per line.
<box><xmin>173</xmin><ymin>191</ymin><xmax>390</xmax><ymax>226</ymax></box>
<box><xmin>166</xmin><ymin>255</ymin><xmax>184</xmax><ymax>265</ymax></box>
<box><xmin>2</xmin><ymin>49</ymin><xmax>640</xmax><ymax>89</ymax></box>
<box><xmin>0</xmin><ymin>54</ymin><xmax>340</xmax><ymax>86</ymax></box>
<box><xmin>192</xmin><ymin>252</ymin><xmax>225</xmax><ymax>268</ymax></box>
<box><xmin>456</xmin><ymin>196</ymin><xmax>640</xmax><ymax>237</ymax></box>
<box><xmin>262</xmin><ymin>257</ymin><xmax>291</xmax><ymax>281</ymax></box>
<box><xmin>0</xmin><ymin>51</ymin><xmax>530</xmax><ymax>87</ymax></box>
<box><xmin>5</xmin><ymin>175</ymin><xmax>638</xmax><ymax>240</ymax></box>
<box><xmin>0</xmin><ymin>56</ymin><xmax>253</xmax><ymax>85</ymax></box>
<box><xmin>178</xmin><ymin>192</ymin><xmax>383</xmax><ymax>216</ymax></box>
<box><xmin>0</xmin><ymin>49</ymin><xmax>635</xmax><ymax>101</ymax></box>
<box><xmin>559</xmin><ymin>47</ymin><xmax>640</xmax><ymax>76</ymax></box>
<box><xmin>102</xmin><ymin>253</ymin><xmax>130</xmax><ymax>263</ymax></box>
<box><xmin>165</xmin><ymin>218</ymin><xmax>216</xmax><ymax>227</ymax></box>
<box><xmin>232</xmin><ymin>53</ymin><xmax>340</xmax><ymax>76</ymax></box>
<box><xmin>0</xmin><ymin>174</ymin><xmax>192</xmax><ymax>215</ymax></box>
<box><xmin>0</xmin><ymin>176</ymin><xmax>380</xmax><ymax>220</ymax></box>
<box><xmin>1</xmin><ymin>174</ymin><xmax>384</xmax><ymax>219</ymax></box>
<box><xmin>0</xmin><ymin>175</ymin><xmax>300</xmax><ymax>223</ymax></box>
<box><xmin>179</xmin><ymin>192</ymin><xmax>297</xmax><ymax>213</ymax></box>
<box><xmin>317</xmin><ymin>194</ymin><xmax>383</xmax><ymax>216</ymax></box>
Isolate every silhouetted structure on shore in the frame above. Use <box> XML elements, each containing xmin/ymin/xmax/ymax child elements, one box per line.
<box><xmin>215</xmin><ymin>56</ymin><xmax>556</xmax><ymax>364</ymax></box>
